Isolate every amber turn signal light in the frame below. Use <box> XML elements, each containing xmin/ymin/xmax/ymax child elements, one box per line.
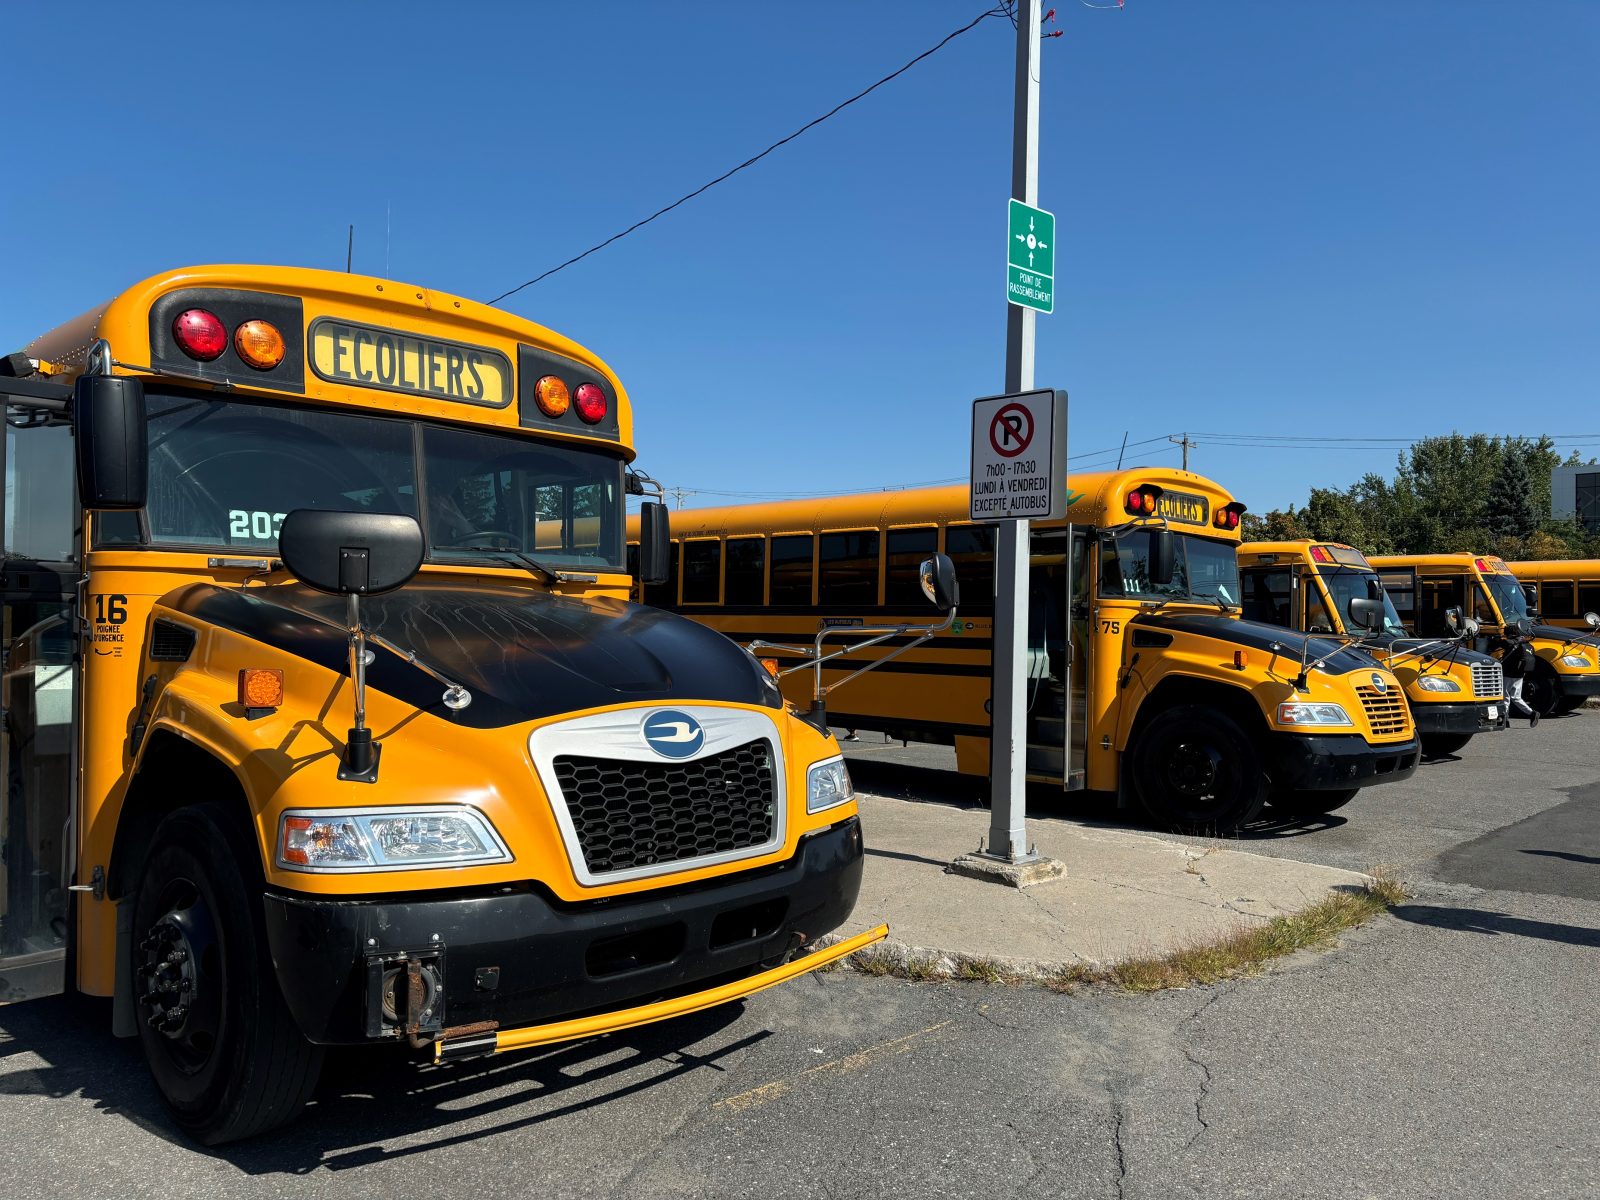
<box><xmin>234</xmin><ymin>320</ymin><xmax>286</xmax><ymax>370</ymax></box>
<box><xmin>533</xmin><ymin>374</ymin><xmax>571</xmax><ymax>418</ymax></box>
<box><xmin>238</xmin><ymin>668</ymin><xmax>285</xmax><ymax>710</ymax></box>
<box><xmin>760</xmin><ymin>658</ymin><xmax>781</xmax><ymax>678</ymax></box>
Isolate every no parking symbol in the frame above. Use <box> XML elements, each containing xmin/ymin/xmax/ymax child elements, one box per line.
<box><xmin>989</xmin><ymin>403</ymin><xmax>1034</xmax><ymax>459</ymax></box>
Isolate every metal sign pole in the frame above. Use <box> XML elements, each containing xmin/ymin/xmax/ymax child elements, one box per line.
<box><xmin>988</xmin><ymin>0</ymin><xmax>1042</xmax><ymax>864</ymax></box>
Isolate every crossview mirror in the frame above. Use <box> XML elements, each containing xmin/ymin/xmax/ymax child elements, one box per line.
<box><xmin>919</xmin><ymin>553</ymin><xmax>959</xmax><ymax>611</ymax></box>
<box><xmin>1463</xmin><ymin>616</ymin><xmax>1480</xmax><ymax>637</ymax></box>
<box><xmin>278</xmin><ymin>510</ymin><xmax>424</xmax><ymax>596</ymax></box>
<box><xmin>1347</xmin><ymin>596</ymin><xmax>1385</xmax><ymax>632</ymax></box>
<box><xmin>1586</xmin><ymin>612</ymin><xmax>1599</xmax><ymax>630</ymax></box>
<box><xmin>1149</xmin><ymin>529</ymin><xmax>1176</xmax><ymax>586</ymax></box>
<box><xmin>638</xmin><ymin>502</ymin><xmax>671</xmax><ymax>587</ymax></box>
<box><xmin>1444</xmin><ymin>606</ymin><xmax>1462</xmax><ymax>634</ymax></box>
<box><xmin>278</xmin><ymin>510</ymin><xmax>424</xmax><ymax>784</ymax></box>
<box><xmin>74</xmin><ymin>374</ymin><xmax>147</xmax><ymax>510</ymax></box>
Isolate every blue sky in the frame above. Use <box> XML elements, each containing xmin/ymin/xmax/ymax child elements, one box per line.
<box><xmin>4</xmin><ymin>1</ymin><xmax>1596</xmax><ymax>514</ymax></box>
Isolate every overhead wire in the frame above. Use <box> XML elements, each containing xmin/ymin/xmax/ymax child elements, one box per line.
<box><xmin>486</xmin><ymin>4</ymin><xmax>1013</xmax><ymax>305</ymax></box>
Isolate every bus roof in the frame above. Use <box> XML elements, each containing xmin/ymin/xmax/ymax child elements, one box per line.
<box><xmin>1239</xmin><ymin>540</ymin><xmax>1373</xmax><ymax>568</ymax></box>
<box><xmin>1505</xmin><ymin>559</ymin><xmax>1600</xmax><ymax>579</ymax></box>
<box><xmin>665</xmin><ymin>466</ymin><xmax>1240</xmax><ymax>539</ymax></box>
<box><xmin>18</xmin><ymin>264</ymin><xmax>634</xmax><ymax>456</ymax></box>
<box><xmin>1368</xmin><ymin>552</ymin><xmax>1514</xmax><ymax>575</ymax></box>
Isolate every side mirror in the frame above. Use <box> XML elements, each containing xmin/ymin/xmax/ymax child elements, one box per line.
<box><xmin>1587</xmin><ymin>612</ymin><xmax>1600</xmax><ymax>629</ymax></box>
<box><xmin>1347</xmin><ymin>596</ymin><xmax>1385</xmax><ymax>632</ymax></box>
<box><xmin>1515</xmin><ymin>618</ymin><xmax>1533</xmax><ymax>637</ymax></box>
<box><xmin>1366</xmin><ymin>577</ymin><xmax>1383</xmax><ymax>600</ymax></box>
<box><xmin>1444</xmin><ymin>606</ymin><xmax>1462</xmax><ymax>634</ymax></box>
<box><xmin>1463</xmin><ymin>616</ymin><xmax>1481</xmax><ymax>638</ymax></box>
<box><xmin>1149</xmin><ymin>529</ymin><xmax>1177</xmax><ymax>586</ymax></box>
<box><xmin>278</xmin><ymin>510</ymin><xmax>424</xmax><ymax>595</ymax></box>
<box><xmin>637</xmin><ymin>502</ymin><xmax>671</xmax><ymax>587</ymax></box>
<box><xmin>74</xmin><ymin>375</ymin><xmax>147</xmax><ymax>510</ymax></box>
<box><xmin>919</xmin><ymin>553</ymin><xmax>959</xmax><ymax>611</ymax></box>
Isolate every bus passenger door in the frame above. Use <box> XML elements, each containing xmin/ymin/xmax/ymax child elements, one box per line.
<box><xmin>1066</xmin><ymin>528</ymin><xmax>1089</xmax><ymax>790</ymax></box>
<box><xmin>1025</xmin><ymin>527</ymin><xmax>1077</xmax><ymax>786</ymax></box>
<box><xmin>1</xmin><ymin>420</ymin><xmax>79</xmax><ymax>1002</ymax></box>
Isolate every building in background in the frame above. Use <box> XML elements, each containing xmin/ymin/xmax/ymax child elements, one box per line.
<box><xmin>1553</xmin><ymin>464</ymin><xmax>1600</xmax><ymax>534</ymax></box>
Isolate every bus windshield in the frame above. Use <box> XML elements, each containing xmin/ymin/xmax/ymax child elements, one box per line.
<box><xmin>1481</xmin><ymin>572</ymin><xmax>1532</xmax><ymax>625</ymax></box>
<box><xmin>1315</xmin><ymin>568</ymin><xmax>1407</xmax><ymax>636</ymax></box>
<box><xmin>101</xmin><ymin>392</ymin><xmax>625</xmax><ymax>570</ymax></box>
<box><xmin>1101</xmin><ymin>529</ymin><xmax>1241</xmax><ymax>607</ymax></box>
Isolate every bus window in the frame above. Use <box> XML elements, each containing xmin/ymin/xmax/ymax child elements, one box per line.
<box><xmin>1241</xmin><ymin>567</ymin><xmax>1293</xmax><ymax>627</ymax></box>
<box><xmin>1418</xmin><ymin>576</ymin><xmax>1464</xmax><ymax>637</ymax></box>
<box><xmin>1378</xmin><ymin>571</ymin><xmax>1416</xmax><ymax>623</ymax></box>
<box><xmin>4</xmin><ymin>425</ymin><xmax>75</xmax><ymax>563</ymax></box>
<box><xmin>725</xmin><ymin>537</ymin><xmax>765</xmax><ymax>605</ymax></box>
<box><xmin>884</xmin><ymin>528</ymin><xmax>938</xmax><ymax>607</ymax></box>
<box><xmin>1541</xmin><ymin>582</ymin><xmax>1575</xmax><ymax>618</ymax></box>
<box><xmin>681</xmin><ymin>540</ymin><xmax>722</xmax><ymax>604</ymax></box>
<box><xmin>770</xmin><ymin>534</ymin><xmax>814</xmax><ymax>605</ymax></box>
<box><xmin>1581</xmin><ymin>584</ymin><xmax>1600</xmax><ymax>616</ymax></box>
<box><xmin>944</xmin><ymin>525</ymin><xmax>995</xmax><ymax>613</ymax></box>
<box><xmin>644</xmin><ymin>542</ymin><xmax>679</xmax><ymax>607</ymax></box>
<box><xmin>1304</xmin><ymin>580</ymin><xmax>1336</xmax><ymax>633</ymax></box>
<box><xmin>818</xmin><ymin>531</ymin><xmax>880</xmax><ymax>607</ymax></box>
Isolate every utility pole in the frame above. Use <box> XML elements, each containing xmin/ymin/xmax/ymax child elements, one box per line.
<box><xmin>986</xmin><ymin>0</ymin><xmax>1047</xmax><ymax>869</ymax></box>
<box><xmin>666</xmin><ymin>485</ymin><xmax>696</xmax><ymax>509</ymax></box>
<box><xmin>1169</xmin><ymin>432</ymin><xmax>1195</xmax><ymax>471</ymax></box>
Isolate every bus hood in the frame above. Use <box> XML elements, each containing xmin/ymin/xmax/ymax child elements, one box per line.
<box><xmin>1532</xmin><ymin>623</ymin><xmax>1600</xmax><ymax>648</ymax></box>
<box><xmin>162</xmin><ymin>580</ymin><xmax>782</xmax><ymax>729</ymax></box>
<box><xmin>1131</xmin><ymin>611</ymin><xmax>1380</xmax><ymax>675</ymax></box>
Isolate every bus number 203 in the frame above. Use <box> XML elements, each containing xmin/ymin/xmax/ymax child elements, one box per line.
<box><xmin>229</xmin><ymin>510</ymin><xmax>288</xmax><ymax>540</ymax></box>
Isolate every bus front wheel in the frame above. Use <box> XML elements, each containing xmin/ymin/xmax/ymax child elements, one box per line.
<box><xmin>1420</xmin><ymin>733</ymin><xmax>1473</xmax><ymax>758</ymax></box>
<box><xmin>1132</xmin><ymin>705</ymin><xmax>1268</xmax><ymax>835</ymax></box>
<box><xmin>1522</xmin><ymin>667</ymin><xmax>1559</xmax><ymax>717</ymax></box>
<box><xmin>131</xmin><ymin>803</ymin><xmax>323</xmax><ymax>1145</ymax></box>
<box><xmin>1269</xmin><ymin>787</ymin><xmax>1359</xmax><ymax>817</ymax></box>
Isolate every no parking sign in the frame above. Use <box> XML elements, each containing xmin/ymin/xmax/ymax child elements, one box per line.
<box><xmin>970</xmin><ymin>388</ymin><xmax>1068</xmax><ymax>521</ymax></box>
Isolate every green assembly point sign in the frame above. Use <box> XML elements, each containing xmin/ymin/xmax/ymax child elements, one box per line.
<box><xmin>1007</xmin><ymin>199</ymin><xmax>1055</xmax><ymax>314</ymax></box>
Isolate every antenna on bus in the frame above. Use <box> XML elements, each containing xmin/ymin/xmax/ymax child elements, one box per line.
<box><xmin>346</xmin><ymin>224</ymin><xmax>354</xmax><ymax>273</ymax></box>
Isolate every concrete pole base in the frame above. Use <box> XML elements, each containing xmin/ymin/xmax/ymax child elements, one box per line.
<box><xmin>946</xmin><ymin>852</ymin><xmax>1066</xmax><ymax>889</ymax></box>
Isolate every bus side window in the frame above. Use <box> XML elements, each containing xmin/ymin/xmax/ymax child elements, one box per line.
<box><xmin>1240</xmin><ymin>567</ymin><xmax>1293</xmax><ymax>628</ymax></box>
<box><xmin>1580</xmin><ymin>583</ymin><xmax>1600</xmax><ymax>616</ymax></box>
<box><xmin>1418</xmin><ymin>576</ymin><xmax>1464</xmax><ymax>636</ymax></box>
<box><xmin>644</xmin><ymin>542</ymin><xmax>679</xmax><ymax>608</ymax></box>
<box><xmin>681</xmin><ymin>540</ymin><xmax>722</xmax><ymax>605</ymax></box>
<box><xmin>5</xmin><ymin>425</ymin><xmax>76</xmax><ymax>562</ymax></box>
<box><xmin>1378</xmin><ymin>572</ymin><xmax>1415</xmax><ymax>623</ymax></box>
<box><xmin>818</xmin><ymin>531</ymin><xmax>880</xmax><ymax>607</ymax></box>
<box><xmin>1541</xmin><ymin>582</ymin><xmax>1575</xmax><ymax>618</ymax></box>
<box><xmin>884</xmin><ymin>528</ymin><xmax>938</xmax><ymax>607</ymax></box>
<box><xmin>944</xmin><ymin>524</ymin><xmax>996</xmax><ymax>614</ymax></box>
<box><xmin>770</xmin><ymin>534</ymin><xmax>814</xmax><ymax>606</ymax></box>
<box><xmin>724</xmin><ymin>537</ymin><xmax>765</xmax><ymax>605</ymax></box>
<box><xmin>1303</xmin><ymin>579</ymin><xmax>1336</xmax><ymax>633</ymax></box>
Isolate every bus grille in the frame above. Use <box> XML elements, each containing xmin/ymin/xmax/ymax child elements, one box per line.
<box><xmin>551</xmin><ymin>740</ymin><xmax>777</xmax><ymax>876</ymax></box>
<box><xmin>1470</xmin><ymin>661</ymin><xmax>1504</xmax><ymax>698</ymax></box>
<box><xmin>1356</xmin><ymin>686</ymin><xmax>1410</xmax><ymax>737</ymax></box>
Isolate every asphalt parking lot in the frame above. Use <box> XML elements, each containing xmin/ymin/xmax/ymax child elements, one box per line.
<box><xmin>4</xmin><ymin>712</ymin><xmax>1598</xmax><ymax>1199</ymax></box>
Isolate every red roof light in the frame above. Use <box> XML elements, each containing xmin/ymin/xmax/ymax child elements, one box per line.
<box><xmin>573</xmin><ymin>382</ymin><xmax>608</xmax><ymax>425</ymax></box>
<box><xmin>172</xmin><ymin>309</ymin><xmax>227</xmax><ymax>361</ymax></box>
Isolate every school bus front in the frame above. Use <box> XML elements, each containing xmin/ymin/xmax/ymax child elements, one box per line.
<box><xmin>1239</xmin><ymin>541</ymin><xmax>1508</xmax><ymax>757</ymax></box>
<box><xmin>3</xmin><ymin>265</ymin><xmax>879</xmax><ymax>1144</ymax></box>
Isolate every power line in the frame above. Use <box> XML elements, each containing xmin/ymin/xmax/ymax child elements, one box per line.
<box><xmin>486</xmin><ymin>4</ymin><xmax>1011</xmax><ymax>305</ymax></box>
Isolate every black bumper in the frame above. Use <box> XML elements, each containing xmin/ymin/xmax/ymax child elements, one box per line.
<box><xmin>1411</xmin><ymin>700</ymin><xmax>1507</xmax><ymax>736</ymax></box>
<box><xmin>1268</xmin><ymin>734</ymin><xmax>1421</xmax><ymax>792</ymax></box>
<box><xmin>1554</xmin><ymin>674</ymin><xmax>1600</xmax><ymax>700</ymax></box>
<box><xmin>261</xmin><ymin>817</ymin><xmax>864</xmax><ymax>1045</ymax></box>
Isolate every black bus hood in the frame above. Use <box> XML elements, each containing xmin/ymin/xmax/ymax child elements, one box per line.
<box><xmin>1131</xmin><ymin>610</ymin><xmax>1382</xmax><ymax>675</ymax></box>
<box><xmin>163</xmin><ymin>579</ymin><xmax>782</xmax><ymax>729</ymax></box>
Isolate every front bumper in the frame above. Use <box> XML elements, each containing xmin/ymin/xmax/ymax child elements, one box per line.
<box><xmin>1553</xmin><ymin>673</ymin><xmax>1600</xmax><ymax>700</ymax></box>
<box><xmin>1267</xmin><ymin>733</ymin><xmax>1421</xmax><ymax>792</ymax></box>
<box><xmin>262</xmin><ymin>817</ymin><xmax>864</xmax><ymax>1045</ymax></box>
<box><xmin>1411</xmin><ymin>699</ymin><xmax>1507</xmax><ymax>736</ymax></box>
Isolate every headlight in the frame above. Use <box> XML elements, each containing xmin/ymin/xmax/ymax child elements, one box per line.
<box><xmin>1560</xmin><ymin>653</ymin><xmax>1591</xmax><ymax>669</ymax></box>
<box><xmin>277</xmin><ymin>806</ymin><xmax>512</xmax><ymax>872</ymax></box>
<box><xmin>1276</xmin><ymin>702</ymin><xmax>1354</xmax><ymax>728</ymax></box>
<box><xmin>807</xmin><ymin>755</ymin><xmax>855</xmax><ymax>814</ymax></box>
<box><xmin>1415</xmin><ymin>675</ymin><xmax>1461</xmax><ymax>693</ymax></box>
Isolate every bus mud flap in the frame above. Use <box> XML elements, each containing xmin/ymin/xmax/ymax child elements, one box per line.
<box><xmin>434</xmin><ymin>923</ymin><xmax>890</xmax><ymax>1063</ymax></box>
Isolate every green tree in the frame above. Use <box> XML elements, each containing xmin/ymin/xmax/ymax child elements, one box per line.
<box><xmin>1484</xmin><ymin>448</ymin><xmax>1539</xmax><ymax>549</ymax></box>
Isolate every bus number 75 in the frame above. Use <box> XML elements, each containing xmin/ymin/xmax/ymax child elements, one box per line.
<box><xmin>1099</xmin><ymin>619</ymin><xmax>1121</xmax><ymax>634</ymax></box>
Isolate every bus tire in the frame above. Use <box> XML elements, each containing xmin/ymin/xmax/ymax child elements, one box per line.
<box><xmin>1551</xmin><ymin>695</ymin><xmax>1584</xmax><ymax>717</ymax></box>
<box><xmin>1420</xmin><ymin>733</ymin><xmax>1473</xmax><ymax>758</ymax></box>
<box><xmin>1132</xmin><ymin>705</ymin><xmax>1268</xmax><ymax>835</ymax></box>
<box><xmin>1522</xmin><ymin>666</ymin><xmax>1559</xmax><ymax>717</ymax></box>
<box><xmin>131</xmin><ymin>803</ymin><xmax>323</xmax><ymax>1145</ymax></box>
<box><xmin>1269</xmin><ymin>787</ymin><xmax>1359</xmax><ymax>817</ymax></box>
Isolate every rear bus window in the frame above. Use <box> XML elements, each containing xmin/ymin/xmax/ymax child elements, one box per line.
<box><xmin>818</xmin><ymin>531</ymin><xmax>880</xmax><ymax>606</ymax></box>
<box><xmin>770</xmin><ymin>535</ymin><xmax>814</xmax><ymax>606</ymax></box>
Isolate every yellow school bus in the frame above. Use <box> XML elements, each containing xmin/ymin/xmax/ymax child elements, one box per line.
<box><xmin>1370</xmin><ymin>553</ymin><xmax>1600</xmax><ymax>716</ymax></box>
<box><xmin>1239</xmin><ymin>541</ymin><xmax>1507</xmax><ymax>757</ymax></box>
<box><xmin>634</xmin><ymin>468</ymin><xmax>1420</xmax><ymax>833</ymax></box>
<box><xmin>0</xmin><ymin>264</ymin><xmax>888</xmax><ymax>1143</ymax></box>
<box><xmin>1506</xmin><ymin>559</ymin><xmax>1600</xmax><ymax>633</ymax></box>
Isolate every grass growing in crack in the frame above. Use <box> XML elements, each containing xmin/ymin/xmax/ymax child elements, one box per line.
<box><xmin>835</xmin><ymin>870</ymin><xmax>1410</xmax><ymax>994</ymax></box>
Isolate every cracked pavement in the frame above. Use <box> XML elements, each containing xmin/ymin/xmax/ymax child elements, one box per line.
<box><xmin>3</xmin><ymin>717</ymin><xmax>1599</xmax><ymax>1197</ymax></box>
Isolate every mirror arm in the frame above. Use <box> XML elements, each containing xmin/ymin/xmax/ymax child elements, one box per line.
<box><xmin>362</xmin><ymin>631</ymin><xmax>473</xmax><ymax>710</ymax></box>
<box><xmin>339</xmin><ymin>594</ymin><xmax>380</xmax><ymax>782</ymax></box>
<box><xmin>750</xmin><ymin>609</ymin><xmax>960</xmax><ymax>711</ymax></box>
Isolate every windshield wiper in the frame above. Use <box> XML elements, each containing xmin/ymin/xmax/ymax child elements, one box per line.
<box><xmin>446</xmin><ymin>547</ymin><xmax>595</xmax><ymax>585</ymax></box>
